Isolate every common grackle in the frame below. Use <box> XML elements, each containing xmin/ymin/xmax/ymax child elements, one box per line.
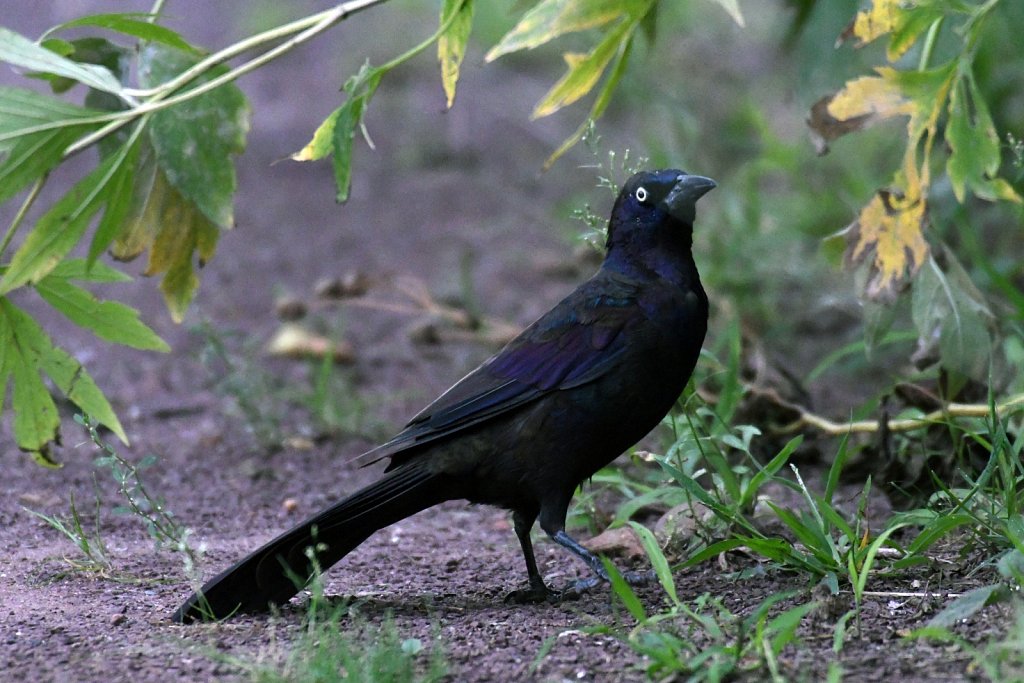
<box><xmin>173</xmin><ymin>169</ymin><xmax>715</xmax><ymax>623</ymax></box>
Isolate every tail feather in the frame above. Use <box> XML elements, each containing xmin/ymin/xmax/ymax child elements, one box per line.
<box><xmin>173</xmin><ymin>464</ymin><xmax>446</xmax><ymax>623</ymax></box>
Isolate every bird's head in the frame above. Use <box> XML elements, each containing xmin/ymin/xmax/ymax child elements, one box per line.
<box><xmin>606</xmin><ymin>169</ymin><xmax>716</xmax><ymax>253</ymax></box>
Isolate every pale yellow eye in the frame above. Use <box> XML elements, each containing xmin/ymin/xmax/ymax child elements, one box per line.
<box><xmin>636</xmin><ymin>186</ymin><xmax>648</xmax><ymax>202</ymax></box>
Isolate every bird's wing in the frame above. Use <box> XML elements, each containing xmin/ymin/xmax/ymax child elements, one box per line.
<box><xmin>355</xmin><ymin>272</ymin><xmax>642</xmax><ymax>466</ymax></box>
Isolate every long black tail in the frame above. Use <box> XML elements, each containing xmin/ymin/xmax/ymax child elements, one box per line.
<box><xmin>173</xmin><ymin>463</ymin><xmax>448</xmax><ymax>623</ymax></box>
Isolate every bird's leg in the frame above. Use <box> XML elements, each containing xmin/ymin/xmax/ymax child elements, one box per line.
<box><xmin>506</xmin><ymin>504</ymin><xmax>655</xmax><ymax>605</ymax></box>
<box><xmin>504</xmin><ymin>511</ymin><xmax>560</xmax><ymax>604</ymax></box>
<box><xmin>549</xmin><ymin>529</ymin><xmax>655</xmax><ymax>597</ymax></box>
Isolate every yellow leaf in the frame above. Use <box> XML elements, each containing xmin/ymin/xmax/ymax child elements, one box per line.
<box><xmin>846</xmin><ymin>0</ymin><xmax>939</xmax><ymax>60</ymax></box>
<box><xmin>532</xmin><ymin>18</ymin><xmax>630</xmax><ymax>119</ymax></box>
<box><xmin>563</xmin><ymin>52</ymin><xmax>586</xmax><ymax>68</ymax></box>
<box><xmin>827</xmin><ymin>66</ymin><xmax>955</xmax><ymax>187</ymax></box>
<box><xmin>292</xmin><ymin>108</ymin><xmax>339</xmax><ymax>162</ymax></box>
<box><xmin>111</xmin><ymin>149</ymin><xmax>163</xmax><ymax>262</ymax></box>
<box><xmin>848</xmin><ymin>188</ymin><xmax>929</xmax><ymax>300</ymax></box>
<box><xmin>438</xmin><ymin>0</ymin><xmax>474</xmax><ymax>109</ymax></box>
<box><xmin>827</xmin><ymin>71</ymin><xmax>914</xmax><ymax>123</ymax></box>
<box><xmin>852</xmin><ymin>0</ymin><xmax>900</xmax><ymax>46</ymax></box>
<box><xmin>112</xmin><ymin>168</ymin><xmax>219</xmax><ymax>322</ymax></box>
<box><xmin>485</xmin><ymin>0</ymin><xmax>626</xmax><ymax>62</ymax></box>
<box><xmin>989</xmin><ymin>178</ymin><xmax>1023</xmax><ymax>204</ymax></box>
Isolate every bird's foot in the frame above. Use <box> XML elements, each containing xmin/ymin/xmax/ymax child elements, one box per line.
<box><xmin>505</xmin><ymin>577</ymin><xmax>595</xmax><ymax>604</ymax></box>
<box><xmin>559</xmin><ymin>568</ymin><xmax>655</xmax><ymax>598</ymax></box>
<box><xmin>505</xmin><ymin>568</ymin><xmax>656</xmax><ymax>604</ymax></box>
<box><xmin>504</xmin><ymin>584</ymin><xmax>564</xmax><ymax>605</ymax></box>
<box><xmin>556</xmin><ymin>576</ymin><xmax>600</xmax><ymax>600</ymax></box>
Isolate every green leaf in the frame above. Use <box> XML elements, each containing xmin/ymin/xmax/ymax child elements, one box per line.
<box><xmin>88</xmin><ymin>138</ymin><xmax>141</xmax><ymax>265</ymax></box>
<box><xmin>35</xmin><ymin>37</ymin><xmax>132</xmax><ymax>99</ymax></box>
<box><xmin>138</xmin><ymin>43</ymin><xmax>250</xmax><ymax>229</ymax></box>
<box><xmin>628</xmin><ymin>521</ymin><xmax>677</xmax><ymax>605</ymax></box>
<box><xmin>334</xmin><ymin>65</ymin><xmax>384</xmax><ymax>202</ymax></box>
<box><xmin>911</xmin><ymin>251</ymin><xmax>994</xmax><ymax>378</ymax></box>
<box><xmin>0</xmin><ymin>86</ymin><xmax>102</xmax><ymax>143</ymax></box>
<box><xmin>532</xmin><ymin>18</ymin><xmax>631</xmax><ymax>119</ymax></box>
<box><xmin>485</xmin><ymin>0</ymin><xmax>629</xmax><ymax>61</ymax></box>
<box><xmin>41</xmin><ymin>343</ymin><xmax>127</xmax><ymax>444</ymax></box>
<box><xmin>853</xmin><ymin>523</ymin><xmax>906</xmax><ymax>598</ymax></box>
<box><xmin>741</xmin><ymin>435</ymin><xmax>802</xmax><ymax>509</ymax></box>
<box><xmin>44</xmin><ymin>13</ymin><xmax>199</xmax><ymax>54</ymax></box>
<box><xmin>438</xmin><ymin>0</ymin><xmax>474</xmax><ymax>109</ymax></box>
<box><xmin>766</xmin><ymin>502</ymin><xmax>836</xmax><ymax>566</ymax></box>
<box><xmin>0</xmin><ymin>148</ymin><xmax>124</xmax><ymax>295</ymax></box>
<box><xmin>50</xmin><ymin>258</ymin><xmax>133</xmax><ymax>283</ymax></box>
<box><xmin>0</xmin><ymin>125</ymin><xmax>93</xmax><ymax>204</ymax></box>
<box><xmin>35</xmin><ymin>269</ymin><xmax>169</xmax><ymax>352</ymax></box>
<box><xmin>824</xmin><ymin>432</ymin><xmax>851</xmax><ymax>502</ymax></box>
<box><xmin>946</xmin><ymin>73</ymin><xmax>1022</xmax><ymax>204</ymax></box>
<box><xmin>295</xmin><ymin>63</ymin><xmax>384</xmax><ymax>203</ymax></box>
<box><xmin>927</xmin><ymin>583</ymin><xmax>1008</xmax><ymax>628</ymax></box>
<box><xmin>0</xmin><ymin>297</ymin><xmax>129</xmax><ymax>453</ymax></box>
<box><xmin>766</xmin><ymin>602</ymin><xmax>816</xmax><ymax>653</ymax></box>
<box><xmin>997</xmin><ymin>549</ymin><xmax>1024</xmax><ymax>582</ymax></box>
<box><xmin>899</xmin><ymin>512</ymin><xmax>973</xmax><ymax>558</ymax></box>
<box><xmin>0</xmin><ymin>299</ymin><xmax>59</xmax><ymax>461</ymax></box>
<box><xmin>887</xmin><ymin>8</ymin><xmax>943</xmax><ymax>61</ymax></box>
<box><xmin>603</xmin><ymin>558</ymin><xmax>646</xmax><ymax>621</ymax></box>
<box><xmin>0</xmin><ymin>27</ymin><xmax>124</xmax><ymax>96</ymax></box>
<box><xmin>40</xmin><ymin>38</ymin><xmax>75</xmax><ymax>57</ymax></box>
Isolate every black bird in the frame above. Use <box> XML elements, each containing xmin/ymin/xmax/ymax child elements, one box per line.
<box><xmin>173</xmin><ymin>169</ymin><xmax>715</xmax><ymax>623</ymax></box>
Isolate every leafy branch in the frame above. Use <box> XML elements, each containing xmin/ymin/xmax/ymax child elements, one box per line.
<box><xmin>810</xmin><ymin>0</ymin><xmax>1021</xmax><ymax>298</ymax></box>
<box><xmin>0</xmin><ymin>0</ymin><xmax>444</xmax><ymax>462</ymax></box>
<box><xmin>808</xmin><ymin>0</ymin><xmax>1022</xmax><ymax>382</ymax></box>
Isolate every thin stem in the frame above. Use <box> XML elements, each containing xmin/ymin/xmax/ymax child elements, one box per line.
<box><xmin>0</xmin><ymin>0</ymin><xmax>390</xmax><ymax>149</ymax></box>
<box><xmin>963</xmin><ymin>0</ymin><xmax>1000</xmax><ymax>56</ymax></box>
<box><xmin>123</xmin><ymin>0</ymin><xmax>385</xmax><ymax>100</ymax></box>
<box><xmin>63</xmin><ymin>0</ymin><xmax>390</xmax><ymax>158</ymax></box>
<box><xmin>378</xmin><ymin>0</ymin><xmax>467</xmax><ymax>73</ymax></box>
<box><xmin>147</xmin><ymin>0</ymin><xmax>167</xmax><ymax>22</ymax></box>
<box><xmin>778</xmin><ymin>393</ymin><xmax>1024</xmax><ymax>436</ymax></box>
<box><xmin>0</xmin><ymin>175</ymin><xmax>47</xmax><ymax>258</ymax></box>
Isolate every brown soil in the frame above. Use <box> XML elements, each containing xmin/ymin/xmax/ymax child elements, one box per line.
<box><xmin>1</xmin><ymin>4</ymin><xmax>1011</xmax><ymax>682</ymax></box>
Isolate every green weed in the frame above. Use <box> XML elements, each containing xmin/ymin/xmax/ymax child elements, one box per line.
<box><xmin>595</xmin><ymin>544</ymin><xmax>816</xmax><ymax>682</ymax></box>
<box><xmin>24</xmin><ymin>488</ymin><xmax>114</xmax><ymax>577</ymax></box>
<box><xmin>26</xmin><ymin>414</ymin><xmax>202</xmax><ymax>584</ymax></box>
<box><xmin>295</xmin><ymin>353</ymin><xmax>368</xmax><ymax>438</ymax></box>
<box><xmin>910</xmin><ymin>599</ymin><xmax>1024</xmax><ymax>681</ymax></box>
<box><xmin>243</xmin><ymin>604</ymin><xmax>447</xmax><ymax>683</ymax></box>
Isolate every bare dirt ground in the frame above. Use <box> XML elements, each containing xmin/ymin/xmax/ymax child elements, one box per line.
<box><xmin>1</xmin><ymin>3</ymin><xmax>1012</xmax><ymax>682</ymax></box>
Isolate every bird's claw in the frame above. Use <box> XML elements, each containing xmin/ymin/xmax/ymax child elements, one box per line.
<box><xmin>551</xmin><ymin>576</ymin><xmax>598</xmax><ymax>601</ymax></box>
<box><xmin>621</xmin><ymin>569</ymin><xmax>656</xmax><ymax>586</ymax></box>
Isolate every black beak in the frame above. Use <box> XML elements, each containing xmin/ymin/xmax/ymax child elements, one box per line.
<box><xmin>661</xmin><ymin>174</ymin><xmax>717</xmax><ymax>224</ymax></box>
